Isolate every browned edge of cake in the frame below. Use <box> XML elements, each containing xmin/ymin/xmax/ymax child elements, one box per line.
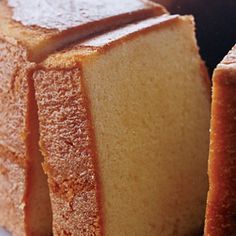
<box><xmin>205</xmin><ymin>45</ymin><xmax>236</xmax><ymax>236</ymax></box>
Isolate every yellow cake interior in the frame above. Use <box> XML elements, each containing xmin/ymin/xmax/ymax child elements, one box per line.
<box><xmin>79</xmin><ymin>17</ymin><xmax>210</xmax><ymax>235</ymax></box>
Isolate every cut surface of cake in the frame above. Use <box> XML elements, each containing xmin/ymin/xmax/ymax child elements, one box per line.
<box><xmin>0</xmin><ymin>0</ymin><xmax>211</xmax><ymax>235</ymax></box>
<box><xmin>205</xmin><ymin>45</ymin><xmax>236</xmax><ymax>236</ymax></box>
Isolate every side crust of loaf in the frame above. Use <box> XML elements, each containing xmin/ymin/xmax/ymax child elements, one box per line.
<box><xmin>0</xmin><ymin>35</ymin><xmax>53</xmax><ymax>236</ymax></box>
<box><xmin>0</xmin><ymin>35</ymin><xmax>29</xmax><ymax>235</ymax></box>
<box><xmin>34</xmin><ymin>67</ymin><xmax>102</xmax><ymax>235</ymax></box>
<box><xmin>205</xmin><ymin>46</ymin><xmax>236</xmax><ymax>236</ymax></box>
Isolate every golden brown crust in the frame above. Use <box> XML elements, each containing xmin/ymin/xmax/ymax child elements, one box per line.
<box><xmin>205</xmin><ymin>46</ymin><xmax>236</xmax><ymax>236</ymax></box>
<box><xmin>34</xmin><ymin>67</ymin><xmax>102</xmax><ymax>235</ymax></box>
<box><xmin>0</xmin><ymin>35</ymin><xmax>31</xmax><ymax>236</ymax></box>
<box><xmin>0</xmin><ymin>36</ymin><xmax>30</xmax><ymax>162</ymax></box>
<box><xmin>0</xmin><ymin>158</ymin><xmax>25</xmax><ymax>236</ymax></box>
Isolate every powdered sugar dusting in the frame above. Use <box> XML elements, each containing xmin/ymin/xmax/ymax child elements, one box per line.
<box><xmin>7</xmin><ymin>0</ymin><xmax>150</xmax><ymax>31</ymax></box>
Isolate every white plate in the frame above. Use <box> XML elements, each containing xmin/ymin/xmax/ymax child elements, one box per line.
<box><xmin>0</xmin><ymin>228</ymin><xmax>10</xmax><ymax>236</ymax></box>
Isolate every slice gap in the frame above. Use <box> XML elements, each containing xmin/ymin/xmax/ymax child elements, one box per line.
<box><xmin>24</xmin><ymin>73</ymin><xmax>52</xmax><ymax>235</ymax></box>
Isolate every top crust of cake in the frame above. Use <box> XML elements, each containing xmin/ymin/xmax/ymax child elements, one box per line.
<box><xmin>0</xmin><ymin>0</ymin><xmax>166</xmax><ymax>61</ymax></box>
<box><xmin>42</xmin><ymin>15</ymin><xmax>184</xmax><ymax>67</ymax></box>
<box><xmin>217</xmin><ymin>45</ymin><xmax>236</xmax><ymax>71</ymax></box>
<box><xmin>213</xmin><ymin>45</ymin><xmax>236</xmax><ymax>86</ymax></box>
<box><xmin>7</xmin><ymin>0</ymin><xmax>163</xmax><ymax>31</ymax></box>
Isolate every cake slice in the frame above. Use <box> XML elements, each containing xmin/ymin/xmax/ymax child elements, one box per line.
<box><xmin>33</xmin><ymin>15</ymin><xmax>210</xmax><ymax>235</ymax></box>
<box><xmin>205</xmin><ymin>45</ymin><xmax>236</xmax><ymax>236</ymax></box>
<box><xmin>0</xmin><ymin>1</ymin><xmax>165</xmax><ymax>235</ymax></box>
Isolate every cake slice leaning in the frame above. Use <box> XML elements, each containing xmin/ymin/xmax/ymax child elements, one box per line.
<box><xmin>34</xmin><ymin>15</ymin><xmax>211</xmax><ymax>235</ymax></box>
<box><xmin>0</xmin><ymin>0</ymin><xmax>165</xmax><ymax>235</ymax></box>
<box><xmin>205</xmin><ymin>45</ymin><xmax>236</xmax><ymax>236</ymax></box>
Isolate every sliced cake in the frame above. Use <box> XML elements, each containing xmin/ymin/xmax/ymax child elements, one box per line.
<box><xmin>205</xmin><ymin>45</ymin><xmax>236</xmax><ymax>236</ymax></box>
<box><xmin>0</xmin><ymin>0</ymin><xmax>210</xmax><ymax>235</ymax></box>
<box><xmin>0</xmin><ymin>0</ymin><xmax>165</xmax><ymax>235</ymax></box>
<box><xmin>34</xmin><ymin>15</ymin><xmax>210</xmax><ymax>235</ymax></box>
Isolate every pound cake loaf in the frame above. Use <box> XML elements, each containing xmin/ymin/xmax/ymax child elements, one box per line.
<box><xmin>0</xmin><ymin>0</ymin><xmax>210</xmax><ymax>235</ymax></box>
<box><xmin>0</xmin><ymin>0</ymin><xmax>164</xmax><ymax>235</ymax></box>
<box><xmin>205</xmin><ymin>45</ymin><xmax>236</xmax><ymax>236</ymax></box>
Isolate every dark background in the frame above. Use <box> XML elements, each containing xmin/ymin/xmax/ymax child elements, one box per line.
<box><xmin>153</xmin><ymin>0</ymin><xmax>236</xmax><ymax>75</ymax></box>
